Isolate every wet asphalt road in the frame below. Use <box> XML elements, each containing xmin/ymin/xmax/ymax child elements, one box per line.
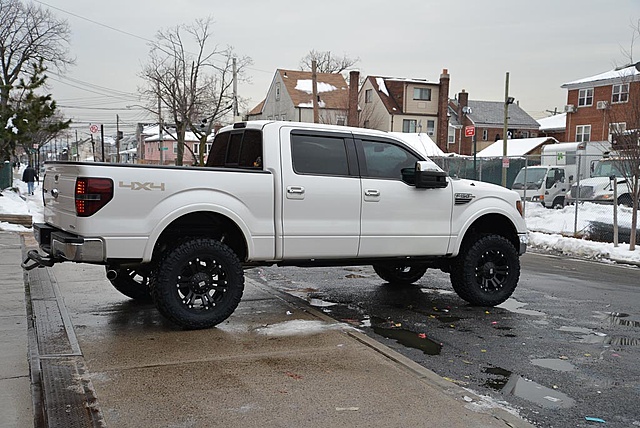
<box><xmin>246</xmin><ymin>252</ymin><xmax>640</xmax><ymax>428</ymax></box>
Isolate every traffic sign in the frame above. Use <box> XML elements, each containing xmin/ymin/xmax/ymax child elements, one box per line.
<box><xmin>464</xmin><ymin>126</ymin><xmax>475</xmax><ymax>137</ymax></box>
<box><xmin>89</xmin><ymin>124</ymin><xmax>99</xmax><ymax>134</ymax></box>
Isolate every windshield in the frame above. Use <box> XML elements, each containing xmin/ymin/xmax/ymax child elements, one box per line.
<box><xmin>511</xmin><ymin>167</ymin><xmax>547</xmax><ymax>190</ymax></box>
<box><xmin>592</xmin><ymin>160</ymin><xmax>625</xmax><ymax>178</ymax></box>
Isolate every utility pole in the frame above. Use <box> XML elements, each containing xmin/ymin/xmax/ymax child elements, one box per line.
<box><xmin>312</xmin><ymin>60</ymin><xmax>319</xmax><ymax>123</ymax></box>
<box><xmin>75</xmin><ymin>130</ymin><xmax>79</xmax><ymax>161</ymax></box>
<box><xmin>116</xmin><ymin>114</ymin><xmax>121</xmax><ymax>163</ymax></box>
<box><xmin>501</xmin><ymin>72</ymin><xmax>510</xmax><ymax>187</ymax></box>
<box><xmin>100</xmin><ymin>124</ymin><xmax>105</xmax><ymax>162</ymax></box>
<box><xmin>158</xmin><ymin>81</ymin><xmax>164</xmax><ymax>165</ymax></box>
<box><xmin>232</xmin><ymin>57</ymin><xmax>238</xmax><ymax>120</ymax></box>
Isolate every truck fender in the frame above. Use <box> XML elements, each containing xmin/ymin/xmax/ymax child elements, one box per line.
<box><xmin>448</xmin><ymin>198</ymin><xmax>523</xmax><ymax>257</ymax></box>
<box><xmin>143</xmin><ymin>203</ymin><xmax>254</xmax><ymax>263</ymax></box>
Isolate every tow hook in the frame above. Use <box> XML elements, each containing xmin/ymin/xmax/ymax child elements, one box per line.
<box><xmin>21</xmin><ymin>250</ymin><xmax>56</xmax><ymax>271</ymax></box>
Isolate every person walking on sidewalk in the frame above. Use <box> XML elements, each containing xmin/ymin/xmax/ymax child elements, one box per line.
<box><xmin>22</xmin><ymin>164</ymin><xmax>38</xmax><ymax>195</ymax></box>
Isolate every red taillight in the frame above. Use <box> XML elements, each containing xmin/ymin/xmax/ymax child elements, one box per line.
<box><xmin>75</xmin><ymin>177</ymin><xmax>113</xmax><ymax>217</ymax></box>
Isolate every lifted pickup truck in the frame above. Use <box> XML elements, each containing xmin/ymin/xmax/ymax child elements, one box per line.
<box><xmin>24</xmin><ymin>121</ymin><xmax>528</xmax><ymax>329</ymax></box>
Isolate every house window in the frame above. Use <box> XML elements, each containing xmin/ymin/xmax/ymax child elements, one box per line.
<box><xmin>612</xmin><ymin>84</ymin><xmax>629</xmax><ymax>103</ymax></box>
<box><xmin>402</xmin><ymin>119</ymin><xmax>417</xmax><ymax>133</ymax></box>
<box><xmin>173</xmin><ymin>142</ymin><xmax>178</xmax><ymax>154</ymax></box>
<box><xmin>426</xmin><ymin>120</ymin><xmax>435</xmax><ymax>135</ymax></box>
<box><xmin>365</xmin><ymin>89</ymin><xmax>373</xmax><ymax>103</ymax></box>
<box><xmin>413</xmin><ymin>87</ymin><xmax>431</xmax><ymax>101</ymax></box>
<box><xmin>609</xmin><ymin>122</ymin><xmax>626</xmax><ymax>141</ymax></box>
<box><xmin>336</xmin><ymin>115</ymin><xmax>346</xmax><ymax>126</ymax></box>
<box><xmin>194</xmin><ymin>143</ymin><xmax>199</xmax><ymax>155</ymax></box>
<box><xmin>521</xmin><ymin>131</ymin><xmax>529</xmax><ymax>138</ymax></box>
<box><xmin>578</xmin><ymin>88</ymin><xmax>593</xmax><ymax>107</ymax></box>
<box><xmin>275</xmin><ymin>82</ymin><xmax>281</xmax><ymax>101</ymax></box>
<box><xmin>482</xmin><ymin>129</ymin><xmax>488</xmax><ymax>141</ymax></box>
<box><xmin>576</xmin><ymin>125</ymin><xmax>591</xmax><ymax>142</ymax></box>
<box><xmin>364</xmin><ymin>120</ymin><xmax>370</xmax><ymax>129</ymax></box>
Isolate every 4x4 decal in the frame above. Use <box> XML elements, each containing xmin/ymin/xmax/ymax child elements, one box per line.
<box><xmin>118</xmin><ymin>181</ymin><xmax>165</xmax><ymax>191</ymax></box>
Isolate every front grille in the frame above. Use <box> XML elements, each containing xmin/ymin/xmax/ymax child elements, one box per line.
<box><xmin>570</xmin><ymin>185</ymin><xmax>594</xmax><ymax>199</ymax></box>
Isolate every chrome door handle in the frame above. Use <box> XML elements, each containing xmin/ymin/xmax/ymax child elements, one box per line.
<box><xmin>287</xmin><ymin>186</ymin><xmax>305</xmax><ymax>194</ymax></box>
<box><xmin>364</xmin><ymin>189</ymin><xmax>380</xmax><ymax>197</ymax></box>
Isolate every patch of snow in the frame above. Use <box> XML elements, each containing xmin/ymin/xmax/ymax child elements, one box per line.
<box><xmin>295</xmin><ymin>80</ymin><xmax>337</xmax><ymax>94</ymax></box>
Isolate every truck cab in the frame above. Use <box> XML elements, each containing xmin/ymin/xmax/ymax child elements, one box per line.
<box><xmin>511</xmin><ymin>165</ymin><xmax>570</xmax><ymax>208</ymax></box>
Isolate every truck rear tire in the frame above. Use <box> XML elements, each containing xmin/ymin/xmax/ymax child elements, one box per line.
<box><xmin>150</xmin><ymin>238</ymin><xmax>244</xmax><ymax>330</ymax></box>
<box><xmin>450</xmin><ymin>234</ymin><xmax>520</xmax><ymax>306</ymax></box>
<box><xmin>373</xmin><ymin>264</ymin><xmax>427</xmax><ymax>285</ymax></box>
<box><xmin>106</xmin><ymin>265</ymin><xmax>152</xmax><ymax>302</ymax></box>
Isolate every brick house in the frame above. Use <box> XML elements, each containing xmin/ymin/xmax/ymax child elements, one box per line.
<box><xmin>537</xmin><ymin>113</ymin><xmax>567</xmax><ymax>142</ymax></box>
<box><xmin>560</xmin><ymin>63</ymin><xmax>640</xmax><ymax>143</ymax></box>
<box><xmin>357</xmin><ymin>69</ymin><xmax>450</xmax><ymax>152</ymax></box>
<box><xmin>448</xmin><ymin>90</ymin><xmax>540</xmax><ymax>156</ymax></box>
<box><xmin>247</xmin><ymin>69</ymin><xmax>350</xmax><ymax>124</ymax></box>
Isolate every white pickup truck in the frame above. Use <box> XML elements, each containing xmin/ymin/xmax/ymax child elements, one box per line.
<box><xmin>24</xmin><ymin>121</ymin><xmax>528</xmax><ymax>329</ymax></box>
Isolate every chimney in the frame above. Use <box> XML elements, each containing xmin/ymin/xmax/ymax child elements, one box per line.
<box><xmin>348</xmin><ymin>70</ymin><xmax>360</xmax><ymax>127</ymax></box>
<box><xmin>437</xmin><ymin>68</ymin><xmax>450</xmax><ymax>152</ymax></box>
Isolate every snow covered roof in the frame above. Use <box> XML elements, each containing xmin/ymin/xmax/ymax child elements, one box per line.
<box><xmin>389</xmin><ymin>132</ymin><xmax>445</xmax><ymax>157</ymax></box>
<box><xmin>561</xmin><ymin>64</ymin><xmax>640</xmax><ymax>89</ymax></box>
<box><xmin>476</xmin><ymin>137</ymin><xmax>558</xmax><ymax>158</ymax></box>
<box><xmin>537</xmin><ymin>113</ymin><xmax>566</xmax><ymax>131</ymax></box>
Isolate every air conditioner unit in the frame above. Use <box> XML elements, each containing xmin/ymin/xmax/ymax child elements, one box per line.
<box><xmin>564</xmin><ymin>104</ymin><xmax>576</xmax><ymax>113</ymax></box>
<box><xmin>596</xmin><ymin>101</ymin><xmax>609</xmax><ymax>110</ymax></box>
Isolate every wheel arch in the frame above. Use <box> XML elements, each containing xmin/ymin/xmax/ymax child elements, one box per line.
<box><xmin>454</xmin><ymin>213</ymin><xmax>520</xmax><ymax>257</ymax></box>
<box><xmin>144</xmin><ymin>209</ymin><xmax>250</xmax><ymax>263</ymax></box>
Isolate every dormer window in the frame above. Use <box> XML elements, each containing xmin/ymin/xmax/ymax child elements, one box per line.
<box><xmin>413</xmin><ymin>87</ymin><xmax>431</xmax><ymax>101</ymax></box>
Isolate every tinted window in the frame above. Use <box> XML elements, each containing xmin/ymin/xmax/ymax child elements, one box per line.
<box><xmin>361</xmin><ymin>140</ymin><xmax>419</xmax><ymax>180</ymax></box>
<box><xmin>291</xmin><ymin>134</ymin><xmax>350</xmax><ymax>176</ymax></box>
<box><xmin>206</xmin><ymin>130</ymin><xmax>263</xmax><ymax>168</ymax></box>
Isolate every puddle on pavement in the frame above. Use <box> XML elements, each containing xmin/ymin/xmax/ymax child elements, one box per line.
<box><xmin>558</xmin><ymin>325</ymin><xmax>640</xmax><ymax>346</ymax></box>
<box><xmin>607</xmin><ymin>312</ymin><xmax>640</xmax><ymax>328</ymax></box>
<box><xmin>530</xmin><ymin>358</ymin><xmax>575</xmax><ymax>372</ymax></box>
<box><xmin>483</xmin><ymin>366</ymin><xmax>575</xmax><ymax>409</ymax></box>
<box><xmin>371</xmin><ymin>317</ymin><xmax>442</xmax><ymax>355</ymax></box>
<box><xmin>496</xmin><ymin>298</ymin><xmax>546</xmax><ymax>316</ymax></box>
<box><xmin>308</xmin><ymin>298</ymin><xmax>338</xmax><ymax>308</ymax></box>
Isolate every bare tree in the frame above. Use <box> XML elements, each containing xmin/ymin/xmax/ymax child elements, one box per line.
<box><xmin>139</xmin><ymin>17</ymin><xmax>252</xmax><ymax>165</ymax></box>
<box><xmin>0</xmin><ymin>0</ymin><xmax>72</xmax><ymax>159</ymax></box>
<box><xmin>607</xmin><ymin>21</ymin><xmax>640</xmax><ymax>250</ymax></box>
<box><xmin>299</xmin><ymin>50</ymin><xmax>359</xmax><ymax>74</ymax></box>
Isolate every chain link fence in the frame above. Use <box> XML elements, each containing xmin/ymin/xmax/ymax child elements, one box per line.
<box><xmin>430</xmin><ymin>155</ymin><xmax>639</xmax><ymax>246</ymax></box>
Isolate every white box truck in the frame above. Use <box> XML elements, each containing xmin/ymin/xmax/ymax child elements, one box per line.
<box><xmin>511</xmin><ymin>141</ymin><xmax>609</xmax><ymax>208</ymax></box>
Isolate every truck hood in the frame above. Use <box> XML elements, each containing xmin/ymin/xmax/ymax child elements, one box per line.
<box><xmin>451</xmin><ymin>178</ymin><xmax>522</xmax><ymax>205</ymax></box>
<box><xmin>571</xmin><ymin>177</ymin><xmax>625</xmax><ymax>188</ymax></box>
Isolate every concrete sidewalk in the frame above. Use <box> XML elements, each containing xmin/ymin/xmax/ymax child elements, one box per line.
<box><xmin>2</xmin><ymin>230</ymin><xmax>533</xmax><ymax>427</ymax></box>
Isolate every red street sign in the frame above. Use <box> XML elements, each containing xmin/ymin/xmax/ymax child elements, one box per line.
<box><xmin>464</xmin><ymin>126</ymin><xmax>475</xmax><ymax>137</ymax></box>
<box><xmin>89</xmin><ymin>124</ymin><xmax>99</xmax><ymax>134</ymax></box>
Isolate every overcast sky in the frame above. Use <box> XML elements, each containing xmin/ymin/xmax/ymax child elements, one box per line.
<box><xmin>35</xmin><ymin>0</ymin><xmax>640</xmax><ymax>136</ymax></box>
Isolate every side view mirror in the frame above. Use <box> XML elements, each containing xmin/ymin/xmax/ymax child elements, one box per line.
<box><xmin>413</xmin><ymin>161</ymin><xmax>448</xmax><ymax>189</ymax></box>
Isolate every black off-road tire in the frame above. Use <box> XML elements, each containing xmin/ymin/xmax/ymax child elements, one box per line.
<box><xmin>618</xmin><ymin>194</ymin><xmax>633</xmax><ymax>208</ymax></box>
<box><xmin>150</xmin><ymin>238</ymin><xmax>244</xmax><ymax>330</ymax></box>
<box><xmin>450</xmin><ymin>234</ymin><xmax>520</xmax><ymax>306</ymax></box>
<box><xmin>106</xmin><ymin>265</ymin><xmax>153</xmax><ymax>302</ymax></box>
<box><xmin>373</xmin><ymin>264</ymin><xmax>427</xmax><ymax>285</ymax></box>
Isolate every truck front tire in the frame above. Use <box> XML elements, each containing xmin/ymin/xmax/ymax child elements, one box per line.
<box><xmin>151</xmin><ymin>238</ymin><xmax>245</xmax><ymax>330</ymax></box>
<box><xmin>450</xmin><ymin>235</ymin><xmax>520</xmax><ymax>306</ymax></box>
<box><xmin>106</xmin><ymin>266</ymin><xmax>153</xmax><ymax>302</ymax></box>
<box><xmin>373</xmin><ymin>265</ymin><xmax>427</xmax><ymax>285</ymax></box>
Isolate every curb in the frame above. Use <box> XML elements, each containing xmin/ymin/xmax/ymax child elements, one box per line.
<box><xmin>248</xmin><ymin>277</ymin><xmax>535</xmax><ymax>428</ymax></box>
